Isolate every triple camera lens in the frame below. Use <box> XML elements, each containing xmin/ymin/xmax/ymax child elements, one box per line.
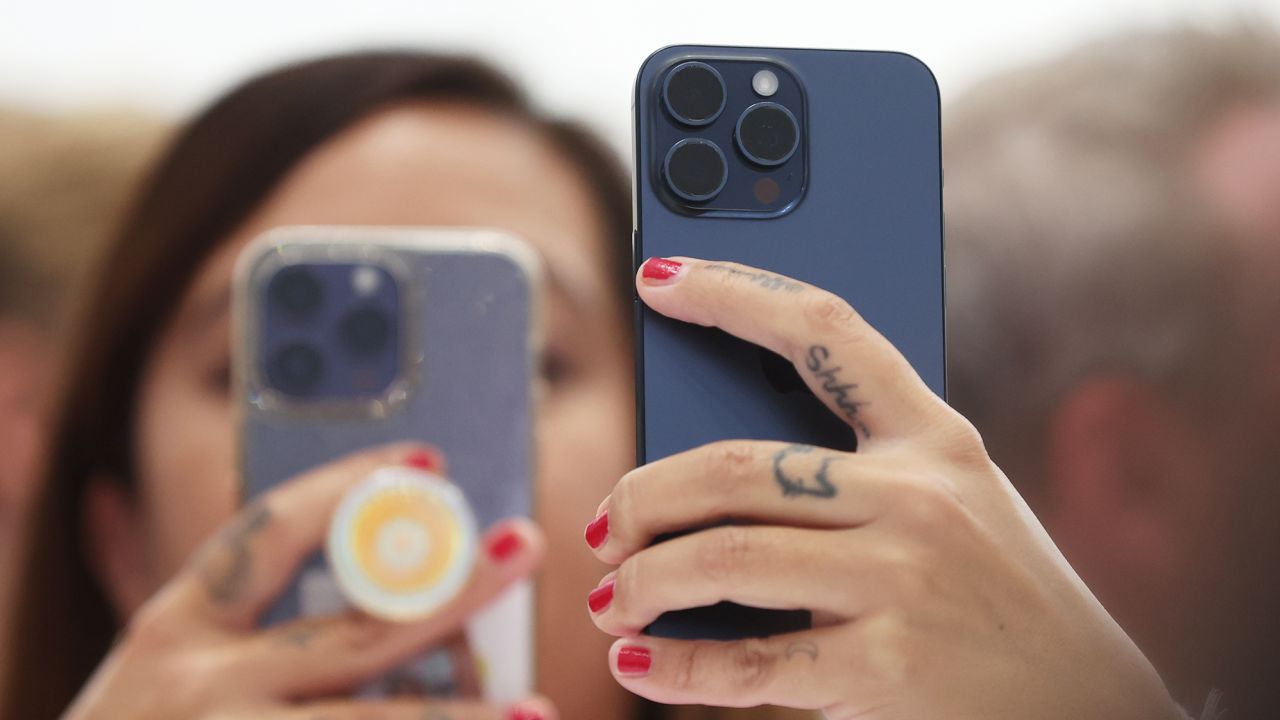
<box><xmin>661</xmin><ymin>61</ymin><xmax>801</xmax><ymax>204</ymax></box>
<box><xmin>263</xmin><ymin>264</ymin><xmax>398</xmax><ymax>398</ymax></box>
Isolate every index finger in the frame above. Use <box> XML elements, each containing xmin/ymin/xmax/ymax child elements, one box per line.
<box><xmin>170</xmin><ymin>443</ymin><xmax>445</xmax><ymax>630</ymax></box>
<box><xmin>636</xmin><ymin>256</ymin><xmax>945</xmax><ymax>443</ymax></box>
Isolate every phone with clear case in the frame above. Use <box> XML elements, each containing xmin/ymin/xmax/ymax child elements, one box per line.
<box><xmin>232</xmin><ymin>226</ymin><xmax>539</xmax><ymax>701</ymax></box>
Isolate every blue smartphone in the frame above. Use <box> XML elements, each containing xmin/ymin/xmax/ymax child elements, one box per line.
<box><xmin>634</xmin><ymin>46</ymin><xmax>945</xmax><ymax>640</ymax></box>
<box><xmin>232</xmin><ymin>226</ymin><xmax>540</xmax><ymax>700</ymax></box>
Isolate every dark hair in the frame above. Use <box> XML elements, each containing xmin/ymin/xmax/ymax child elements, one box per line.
<box><xmin>1</xmin><ymin>50</ymin><xmax>630</xmax><ymax>718</ymax></box>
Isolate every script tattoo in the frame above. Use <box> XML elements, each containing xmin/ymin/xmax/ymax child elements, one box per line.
<box><xmin>785</xmin><ymin>641</ymin><xmax>819</xmax><ymax>662</ymax></box>
<box><xmin>773</xmin><ymin>444</ymin><xmax>839</xmax><ymax>499</ymax></box>
<box><xmin>806</xmin><ymin>344</ymin><xmax>871</xmax><ymax>440</ymax></box>
<box><xmin>701</xmin><ymin>263</ymin><xmax>805</xmax><ymax>293</ymax></box>
<box><xmin>198</xmin><ymin>500</ymin><xmax>271</xmax><ymax>605</ymax></box>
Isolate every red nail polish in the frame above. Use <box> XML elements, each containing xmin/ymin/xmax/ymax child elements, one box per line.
<box><xmin>507</xmin><ymin>708</ymin><xmax>544</xmax><ymax>720</ymax></box>
<box><xmin>584</xmin><ymin>512</ymin><xmax>609</xmax><ymax>549</ymax></box>
<box><xmin>642</xmin><ymin>257</ymin><xmax>682</xmax><ymax>282</ymax></box>
<box><xmin>588</xmin><ymin>580</ymin><xmax>615</xmax><ymax>613</ymax></box>
<box><xmin>487</xmin><ymin>528</ymin><xmax>523</xmax><ymax>562</ymax></box>
<box><xmin>404</xmin><ymin>449</ymin><xmax>439</xmax><ymax>471</ymax></box>
<box><xmin>616</xmin><ymin>645</ymin><xmax>652</xmax><ymax>675</ymax></box>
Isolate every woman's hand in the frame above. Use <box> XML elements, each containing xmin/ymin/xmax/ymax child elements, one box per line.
<box><xmin>586</xmin><ymin>257</ymin><xmax>1184</xmax><ymax>720</ymax></box>
<box><xmin>66</xmin><ymin>444</ymin><xmax>554</xmax><ymax>720</ymax></box>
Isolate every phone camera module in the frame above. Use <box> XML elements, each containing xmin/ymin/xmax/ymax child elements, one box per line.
<box><xmin>664</xmin><ymin>138</ymin><xmax>728</xmax><ymax>202</ymax></box>
<box><xmin>339</xmin><ymin>305</ymin><xmax>392</xmax><ymax>356</ymax></box>
<box><xmin>736</xmin><ymin>102</ymin><xmax>800</xmax><ymax>167</ymax></box>
<box><xmin>269</xmin><ymin>267</ymin><xmax>323</xmax><ymax>319</ymax></box>
<box><xmin>663</xmin><ymin>61</ymin><xmax>726</xmax><ymax>126</ymax></box>
<box><xmin>267</xmin><ymin>342</ymin><xmax>325</xmax><ymax>397</ymax></box>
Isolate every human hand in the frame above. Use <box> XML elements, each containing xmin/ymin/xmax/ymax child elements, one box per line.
<box><xmin>586</xmin><ymin>257</ymin><xmax>1182</xmax><ymax>720</ymax></box>
<box><xmin>65</xmin><ymin>444</ymin><xmax>553</xmax><ymax>720</ymax></box>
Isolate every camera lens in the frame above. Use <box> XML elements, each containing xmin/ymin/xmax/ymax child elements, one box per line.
<box><xmin>735</xmin><ymin>102</ymin><xmax>800</xmax><ymax>167</ymax></box>
<box><xmin>663</xmin><ymin>139</ymin><xmax>728</xmax><ymax>202</ymax></box>
<box><xmin>339</xmin><ymin>305</ymin><xmax>392</xmax><ymax>356</ymax></box>
<box><xmin>269</xmin><ymin>267</ymin><xmax>323</xmax><ymax>319</ymax></box>
<box><xmin>662</xmin><ymin>61</ymin><xmax>725</xmax><ymax>126</ymax></box>
<box><xmin>267</xmin><ymin>343</ymin><xmax>324</xmax><ymax>396</ymax></box>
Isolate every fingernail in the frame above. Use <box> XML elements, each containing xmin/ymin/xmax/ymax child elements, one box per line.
<box><xmin>486</xmin><ymin>527</ymin><xmax>523</xmax><ymax>562</ymax></box>
<box><xmin>616</xmin><ymin>645</ymin><xmax>652</xmax><ymax>675</ymax></box>
<box><xmin>584</xmin><ymin>512</ymin><xmax>609</xmax><ymax>549</ymax></box>
<box><xmin>588</xmin><ymin>580</ymin><xmax>615</xmax><ymax>613</ymax></box>
<box><xmin>507</xmin><ymin>707</ymin><xmax>544</xmax><ymax>720</ymax></box>
<box><xmin>641</xmin><ymin>257</ymin><xmax>682</xmax><ymax>283</ymax></box>
<box><xmin>404</xmin><ymin>449</ymin><xmax>440</xmax><ymax>471</ymax></box>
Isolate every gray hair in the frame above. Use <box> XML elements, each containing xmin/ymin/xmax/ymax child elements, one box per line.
<box><xmin>943</xmin><ymin>21</ymin><xmax>1280</xmax><ymax>488</ymax></box>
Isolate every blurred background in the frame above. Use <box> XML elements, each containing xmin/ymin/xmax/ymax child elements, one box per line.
<box><xmin>4</xmin><ymin>0</ymin><xmax>1279</xmax><ymax>152</ymax></box>
<box><xmin>3</xmin><ymin>2</ymin><xmax>1280</xmax><ymax>718</ymax></box>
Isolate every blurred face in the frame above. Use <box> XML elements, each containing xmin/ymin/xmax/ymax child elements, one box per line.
<box><xmin>102</xmin><ymin>103</ymin><xmax>634</xmax><ymax>717</ymax></box>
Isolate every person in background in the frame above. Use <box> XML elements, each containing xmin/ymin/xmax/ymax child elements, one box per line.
<box><xmin>945</xmin><ymin>22</ymin><xmax>1280</xmax><ymax>718</ymax></box>
<box><xmin>0</xmin><ymin>107</ymin><xmax>166</xmax><ymax>686</ymax></box>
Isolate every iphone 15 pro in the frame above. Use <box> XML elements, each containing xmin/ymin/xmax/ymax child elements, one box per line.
<box><xmin>634</xmin><ymin>46</ymin><xmax>945</xmax><ymax>640</ymax></box>
<box><xmin>233</xmin><ymin>226</ymin><xmax>538</xmax><ymax>700</ymax></box>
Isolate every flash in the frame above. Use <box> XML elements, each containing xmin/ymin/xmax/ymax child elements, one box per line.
<box><xmin>351</xmin><ymin>265</ymin><xmax>382</xmax><ymax>297</ymax></box>
<box><xmin>752</xmin><ymin>69</ymin><xmax>779</xmax><ymax>97</ymax></box>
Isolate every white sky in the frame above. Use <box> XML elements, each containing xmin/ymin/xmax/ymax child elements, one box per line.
<box><xmin>2</xmin><ymin>0</ymin><xmax>1279</xmax><ymax>153</ymax></box>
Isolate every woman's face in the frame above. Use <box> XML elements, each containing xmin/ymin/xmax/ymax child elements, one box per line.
<box><xmin>101</xmin><ymin>103</ymin><xmax>634</xmax><ymax>717</ymax></box>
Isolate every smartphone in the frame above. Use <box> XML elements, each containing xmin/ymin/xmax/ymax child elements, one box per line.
<box><xmin>634</xmin><ymin>46</ymin><xmax>945</xmax><ymax>639</ymax></box>
<box><xmin>232</xmin><ymin>226</ymin><xmax>539</xmax><ymax>701</ymax></box>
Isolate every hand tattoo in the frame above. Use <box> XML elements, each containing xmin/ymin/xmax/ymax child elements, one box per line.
<box><xmin>773</xmin><ymin>444</ymin><xmax>839</xmax><ymax>499</ymax></box>
<box><xmin>785</xmin><ymin>641</ymin><xmax>819</xmax><ymax>662</ymax></box>
<box><xmin>806</xmin><ymin>345</ymin><xmax>871</xmax><ymax>440</ymax></box>
<box><xmin>701</xmin><ymin>263</ymin><xmax>805</xmax><ymax>293</ymax></box>
<box><xmin>198</xmin><ymin>500</ymin><xmax>271</xmax><ymax>606</ymax></box>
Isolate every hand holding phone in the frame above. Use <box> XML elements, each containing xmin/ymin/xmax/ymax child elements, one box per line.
<box><xmin>234</xmin><ymin>227</ymin><xmax>540</xmax><ymax>700</ymax></box>
<box><xmin>633</xmin><ymin>46</ymin><xmax>946</xmax><ymax>640</ymax></box>
<box><xmin>586</xmin><ymin>257</ymin><xmax>1183</xmax><ymax>720</ymax></box>
<box><xmin>61</xmin><ymin>445</ymin><xmax>554</xmax><ymax>720</ymax></box>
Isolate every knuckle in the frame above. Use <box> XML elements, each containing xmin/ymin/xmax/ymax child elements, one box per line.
<box><xmin>802</xmin><ymin>291</ymin><xmax>861</xmax><ymax>338</ymax></box>
<box><xmin>930</xmin><ymin>409</ymin><xmax>993</xmax><ymax>467</ymax></box>
<box><xmin>704</xmin><ymin>440</ymin><xmax>758</xmax><ymax>487</ymax></box>
<box><xmin>671</xmin><ymin>641</ymin><xmax>703</xmax><ymax>693</ymax></box>
<box><xmin>892</xmin><ymin>479</ymin><xmax>965</xmax><ymax>531</ymax></box>
<box><xmin>609</xmin><ymin>472</ymin><xmax>643</xmax><ymax>545</ymax></box>
<box><xmin>612</xmin><ymin>560</ymin><xmax>644</xmax><ymax>629</ymax></box>
<box><xmin>732</xmin><ymin>638</ymin><xmax>778</xmax><ymax>697</ymax></box>
<box><xmin>696</xmin><ymin>525</ymin><xmax>753</xmax><ymax>583</ymax></box>
<box><xmin>122</xmin><ymin>594</ymin><xmax>183</xmax><ymax>652</ymax></box>
<box><xmin>861</xmin><ymin>612</ymin><xmax>916</xmax><ymax>685</ymax></box>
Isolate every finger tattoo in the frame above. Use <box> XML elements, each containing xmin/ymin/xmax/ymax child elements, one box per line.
<box><xmin>806</xmin><ymin>345</ymin><xmax>871</xmax><ymax>441</ymax></box>
<box><xmin>198</xmin><ymin>500</ymin><xmax>272</xmax><ymax>605</ymax></box>
<box><xmin>773</xmin><ymin>444</ymin><xmax>839</xmax><ymax>499</ymax></box>
<box><xmin>785</xmin><ymin>641</ymin><xmax>819</xmax><ymax>662</ymax></box>
<box><xmin>701</xmin><ymin>263</ymin><xmax>805</xmax><ymax>293</ymax></box>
